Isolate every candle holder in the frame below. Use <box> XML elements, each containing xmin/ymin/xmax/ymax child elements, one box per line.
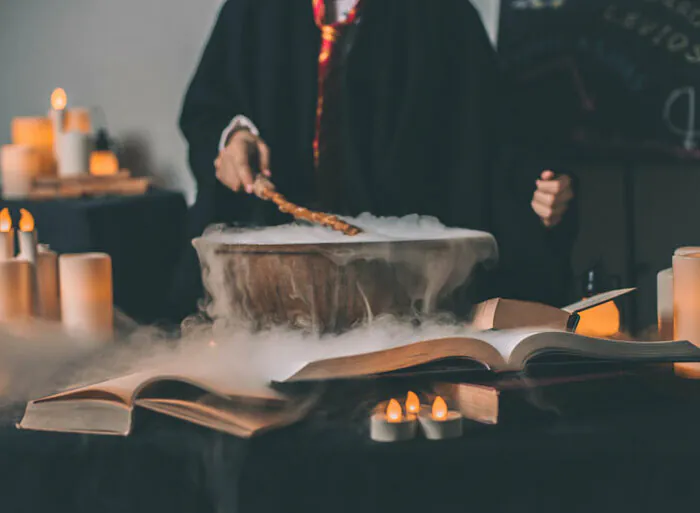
<box><xmin>417</xmin><ymin>397</ymin><xmax>463</xmax><ymax>440</ymax></box>
<box><xmin>370</xmin><ymin>399</ymin><xmax>417</xmax><ymax>443</ymax></box>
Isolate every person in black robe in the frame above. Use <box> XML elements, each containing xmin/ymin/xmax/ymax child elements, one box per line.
<box><xmin>170</xmin><ymin>0</ymin><xmax>578</xmax><ymax>321</ymax></box>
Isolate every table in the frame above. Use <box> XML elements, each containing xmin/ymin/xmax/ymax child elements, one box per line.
<box><xmin>2</xmin><ymin>381</ymin><xmax>700</xmax><ymax>513</ymax></box>
<box><xmin>0</xmin><ymin>189</ymin><xmax>187</xmax><ymax>324</ymax></box>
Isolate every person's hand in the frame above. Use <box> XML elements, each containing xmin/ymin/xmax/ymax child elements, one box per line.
<box><xmin>531</xmin><ymin>170</ymin><xmax>574</xmax><ymax>228</ymax></box>
<box><xmin>214</xmin><ymin>129</ymin><xmax>271</xmax><ymax>194</ymax></box>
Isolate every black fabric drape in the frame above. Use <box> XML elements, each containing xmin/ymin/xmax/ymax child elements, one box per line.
<box><xmin>173</xmin><ymin>0</ymin><xmax>578</xmax><ymax>319</ymax></box>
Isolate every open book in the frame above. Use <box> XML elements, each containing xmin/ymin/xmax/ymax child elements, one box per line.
<box><xmin>18</xmin><ymin>368</ymin><xmax>316</xmax><ymax>438</ymax></box>
<box><xmin>274</xmin><ymin>329</ymin><xmax>700</xmax><ymax>383</ymax></box>
<box><xmin>471</xmin><ymin>288</ymin><xmax>635</xmax><ymax>332</ymax></box>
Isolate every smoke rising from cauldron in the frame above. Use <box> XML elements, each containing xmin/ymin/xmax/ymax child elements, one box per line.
<box><xmin>194</xmin><ymin>214</ymin><xmax>498</xmax><ymax>333</ymax></box>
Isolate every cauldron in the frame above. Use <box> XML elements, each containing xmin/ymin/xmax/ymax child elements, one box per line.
<box><xmin>193</xmin><ymin>223</ymin><xmax>497</xmax><ymax>333</ymax></box>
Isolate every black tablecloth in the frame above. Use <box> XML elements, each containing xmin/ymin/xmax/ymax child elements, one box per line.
<box><xmin>0</xmin><ymin>189</ymin><xmax>187</xmax><ymax>324</ymax></box>
<box><xmin>3</xmin><ymin>388</ymin><xmax>700</xmax><ymax>513</ymax></box>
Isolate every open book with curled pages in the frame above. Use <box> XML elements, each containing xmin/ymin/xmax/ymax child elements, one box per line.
<box><xmin>273</xmin><ymin>329</ymin><xmax>700</xmax><ymax>384</ymax></box>
<box><xmin>18</xmin><ymin>367</ymin><xmax>317</xmax><ymax>438</ymax></box>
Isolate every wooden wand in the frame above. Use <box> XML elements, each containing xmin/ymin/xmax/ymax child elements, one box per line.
<box><xmin>252</xmin><ymin>176</ymin><xmax>363</xmax><ymax>236</ymax></box>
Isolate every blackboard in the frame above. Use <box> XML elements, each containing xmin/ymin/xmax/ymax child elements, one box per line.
<box><xmin>499</xmin><ymin>0</ymin><xmax>700</xmax><ymax>159</ymax></box>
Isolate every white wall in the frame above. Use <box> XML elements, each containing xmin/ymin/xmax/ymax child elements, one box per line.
<box><xmin>0</xmin><ymin>0</ymin><xmax>225</xmax><ymax>204</ymax></box>
<box><xmin>0</xmin><ymin>0</ymin><xmax>497</xmax><ymax>205</ymax></box>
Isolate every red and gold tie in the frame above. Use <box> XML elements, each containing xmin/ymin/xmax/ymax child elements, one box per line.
<box><xmin>311</xmin><ymin>0</ymin><xmax>362</xmax><ymax>188</ymax></box>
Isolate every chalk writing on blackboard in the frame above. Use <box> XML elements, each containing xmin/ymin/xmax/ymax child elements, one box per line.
<box><xmin>578</xmin><ymin>37</ymin><xmax>647</xmax><ymax>92</ymax></box>
<box><xmin>604</xmin><ymin>4</ymin><xmax>700</xmax><ymax>65</ymax></box>
<box><xmin>664</xmin><ymin>86</ymin><xmax>700</xmax><ymax>150</ymax></box>
<box><xmin>510</xmin><ymin>0</ymin><xmax>565</xmax><ymax>10</ymax></box>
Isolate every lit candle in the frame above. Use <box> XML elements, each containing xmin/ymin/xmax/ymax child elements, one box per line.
<box><xmin>58</xmin><ymin>132</ymin><xmax>91</xmax><ymax>177</ymax></box>
<box><xmin>59</xmin><ymin>253</ymin><xmax>113</xmax><ymax>341</ymax></box>
<box><xmin>37</xmin><ymin>245</ymin><xmax>60</xmax><ymax>321</ymax></box>
<box><xmin>49</xmin><ymin>88</ymin><xmax>67</xmax><ymax>157</ymax></box>
<box><xmin>0</xmin><ymin>209</ymin><xmax>14</xmax><ymax>261</ymax></box>
<box><xmin>90</xmin><ymin>150</ymin><xmax>119</xmax><ymax>176</ymax></box>
<box><xmin>17</xmin><ymin>209</ymin><xmax>40</xmax><ymax>316</ymax></box>
<box><xmin>0</xmin><ymin>259</ymin><xmax>34</xmax><ymax>324</ymax></box>
<box><xmin>17</xmin><ymin>209</ymin><xmax>38</xmax><ymax>265</ymax></box>
<box><xmin>370</xmin><ymin>398</ymin><xmax>417</xmax><ymax>443</ymax></box>
<box><xmin>418</xmin><ymin>396</ymin><xmax>463</xmax><ymax>440</ymax></box>
<box><xmin>405</xmin><ymin>391</ymin><xmax>421</xmax><ymax>415</ymax></box>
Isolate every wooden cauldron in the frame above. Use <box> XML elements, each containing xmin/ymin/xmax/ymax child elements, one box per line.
<box><xmin>193</xmin><ymin>227</ymin><xmax>496</xmax><ymax>333</ymax></box>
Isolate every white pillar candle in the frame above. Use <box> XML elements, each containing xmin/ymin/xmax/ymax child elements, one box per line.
<box><xmin>0</xmin><ymin>260</ymin><xmax>34</xmax><ymax>323</ymax></box>
<box><xmin>673</xmin><ymin>251</ymin><xmax>700</xmax><ymax>377</ymax></box>
<box><xmin>57</xmin><ymin>132</ymin><xmax>91</xmax><ymax>178</ymax></box>
<box><xmin>417</xmin><ymin>397</ymin><xmax>463</xmax><ymax>440</ymax></box>
<box><xmin>659</xmin><ymin>248</ymin><xmax>700</xmax><ymax>341</ymax></box>
<box><xmin>59</xmin><ymin>253</ymin><xmax>113</xmax><ymax>341</ymax></box>
<box><xmin>37</xmin><ymin>245</ymin><xmax>60</xmax><ymax>321</ymax></box>
<box><xmin>0</xmin><ymin>208</ymin><xmax>14</xmax><ymax>261</ymax></box>
<box><xmin>1</xmin><ymin>145</ymin><xmax>43</xmax><ymax>198</ymax></box>
<box><xmin>369</xmin><ymin>399</ymin><xmax>417</xmax><ymax>443</ymax></box>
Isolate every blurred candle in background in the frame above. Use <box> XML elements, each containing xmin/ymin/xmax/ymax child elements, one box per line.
<box><xmin>59</xmin><ymin>253</ymin><xmax>113</xmax><ymax>341</ymax></box>
<box><xmin>64</xmin><ymin>107</ymin><xmax>92</xmax><ymax>134</ymax></box>
<box><xmin>0</xmin><ymin>145</ymin><xmax>43</xmax><ymax>198</ymax></box>
<box><xmin>49</xmin><ymin>88</ymin><xmax>67</xmax><ymax>157</ymax></box>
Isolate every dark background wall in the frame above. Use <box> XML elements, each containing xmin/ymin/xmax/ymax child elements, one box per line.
<box><xmin>499</xmin><ymin>0</ymin><xmax>700</xmax><ymax>330</ymax></box>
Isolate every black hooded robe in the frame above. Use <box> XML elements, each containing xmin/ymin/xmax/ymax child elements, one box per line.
<box><xmin>171</xmin><ymin>0</ymin><xmax>578</xmax><ymax>321</ymax></box>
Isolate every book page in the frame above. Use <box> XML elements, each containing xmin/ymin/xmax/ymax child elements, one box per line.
<box><xmin>279</xmin><ymin>337</ymin><xmax>508</xmax><ymax>383</ymax></box>
<box><xmin>34</xmin><ymin>371</ymin><xmax>156</xmax><ymax>406</ymax></box>
<box><xmin>563</xmin><ymin>288</ymin><xmax>635</xmax><ymax>314</ymax></box>
<box><xmin>508</xmin><ymin>331</ymin><xmax>700</xmax><ymax>368</ymax></box>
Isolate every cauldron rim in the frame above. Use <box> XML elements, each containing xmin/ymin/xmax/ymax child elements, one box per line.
<box><xmin>192</xmin><ymin>235</ymin><xmax>492</xmax><ymax>255</ymax></box>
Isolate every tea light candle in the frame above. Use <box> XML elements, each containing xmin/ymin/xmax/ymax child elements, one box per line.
<box><xmin>1</xmin><ymin>145</ymin><xmax>43</xmax><ymax>198</ymax></box>
<box><xmin>370</xmin><ymin>399</ymin><xmax>417</xmax><ymax>443</ymax></box>
<box><xmin>0</xmin><ymin>259</ymin><xmax>34</xmax><ymax>323</ymax></box>
<box><xmin>59</xmin><ymin>253</ymin><xmax>113</xmax><ymax>341</ymax></box>
<box><xmin>0</xmin><ymin>209</ymin><xmax>14</xmax><ymax>261</ymax></box>
<box><xmin>418</xmin><ymin>396</ymin><xmax>463</xmax><ymax>440</ymax></box>
<box><xmin>37</xmin><ymin>245</ymin><xmax>60</xmax><ymax>321</ymax></box>
<box><xmin>57</xmin><ymin>131</ymin><xmax>91</xmax><ymax>177</ymax></box>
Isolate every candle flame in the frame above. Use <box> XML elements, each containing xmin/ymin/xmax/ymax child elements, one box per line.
<box><xmin>19</xmin><ymin>209</ymin><xmax>35</xmax><ymax>232</ymax></box>
<box><xmin>0</xmin><ymin>209</ymin><xmax>11</xmax><ymax>233</ymax></box>
<box><xmin>405</xmin><ymin>391</ymin><xmax>420</xmax><ymax>414</ymax></box>
<box><xmin>432</xmin><ymin>396</ymin><xmax>448</xmax><ymax>421</ymax></box>
<box><xmin>386</xmin><ymin>399</ymin><xmax>403</xmax><ymax>423</ymax></box>
<box><xmin>51</xmin><ymin>88</ymin><xmax>67</xmax><ymax>111</ymax></box>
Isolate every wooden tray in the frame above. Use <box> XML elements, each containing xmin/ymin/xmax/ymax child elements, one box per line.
<box><xmin>29</xmin><ymin>170</ymin><xmax>150</xmax><ymax>199</ymax></box>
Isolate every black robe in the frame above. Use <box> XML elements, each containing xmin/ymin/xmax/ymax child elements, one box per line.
<box><xmin>171</xmin><ymin>0</ymin><xmax>578</xmax><ymax>320</ymax></box>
